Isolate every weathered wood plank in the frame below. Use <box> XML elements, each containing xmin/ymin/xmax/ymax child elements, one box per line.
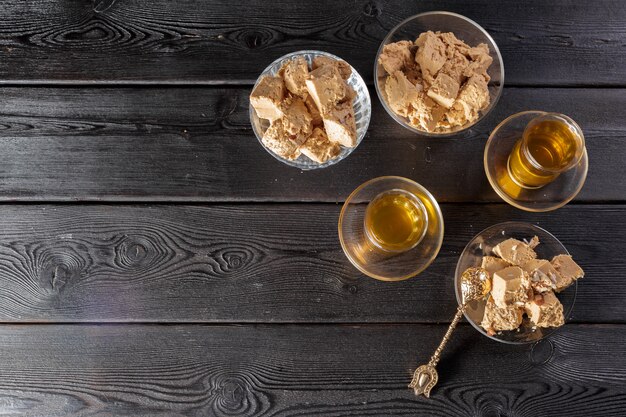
<box><xmin>0</xmin><ymin>204</ymin><xmax>622</xmax><ymax>323</ymax></box>
<box><xmin>0</xmin><ymin>324</ymin><xmax>623</xmax><ymax>416</ymax></box>
<box><xmin>0</xmin><ymin>87</ymin><xmax>622</xmax><ymax>202</ymax></box>
<box><xmin>0</xmin><ymin>1</ymin><xmax>625</xmax><ymax>85</ymax></box>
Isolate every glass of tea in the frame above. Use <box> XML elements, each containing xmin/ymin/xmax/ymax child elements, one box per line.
<box><xmin>484</xmin><ymin>111</ymin><xmax>589</xmax><ymax>212</ymax></box>
<box><xmin>338</xmin><ymin>176</ymin><xmax>444</xmax><ymax>281</ymax></box>
<box><xmin>507</xmin><ymin>113</ymin><xmax>585</xmax><ymax>189</ymax></box>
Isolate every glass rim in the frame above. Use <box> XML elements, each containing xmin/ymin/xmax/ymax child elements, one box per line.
<box><xmin>363</xmin><ymin>188</ymin><xmax>429</xmax><ymax>254</ymax></box>
<box><xmin>521</xmin><ymin>112</ymin><xmax>586</xmax><ymax>174</ymax></box>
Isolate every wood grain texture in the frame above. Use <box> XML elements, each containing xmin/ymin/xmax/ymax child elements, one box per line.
<box><xmin>0</xmin><ymin>87</ymin><xmax>623</xmax><ymax>202</ymax></box>
<box><xmin>0</xmin><ymin>324</ymin><xmax>623</xmax><ymax>416</ymax></box>
<box><xmin>0</xmin><ymin>204</ymin><xmax>622</xmax><ymax>323</ymax></box>
<box><xmin>0</xmin><ymin>1</ymin><xmax>625</xmax><ymax>85</ymax></box>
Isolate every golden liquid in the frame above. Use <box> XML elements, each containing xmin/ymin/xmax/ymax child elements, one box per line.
<box><xmin>364</xmin><ymin>191</ymin><xmax>427</xmax><ymax>252</ymax></box>
<box><xmin>508</xmin><ymin>119</ymin><xmax>581</xmax><ymax>188</ymax></box>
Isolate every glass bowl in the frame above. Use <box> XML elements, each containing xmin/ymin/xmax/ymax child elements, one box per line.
<box><xmin>455</xmin><ymin>222</ymin><xmax>577</xmax><ymax>344</ymax></box>
<box><xmin>374</xmin><ymin>11</ymin><xmax>504</xmax><ymax>137</ymax></box>
<box><xmin>249</xmin><ymin>50</ymin><xmax>371</xmax><ymax>170</ymax></box>
<box><xmin>484</xmin><ymin>111</ymin><xmax>588</xmax><ymax>212</ymax></box>
<box><xmin>338</xmin><ymin>176</ymin><xmax>444</xmax><ymax>281</ymax></box>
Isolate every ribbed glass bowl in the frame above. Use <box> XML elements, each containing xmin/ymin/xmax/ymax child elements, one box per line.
<box><xmin>249</xmin><ymin>50</ymin><xmax>371</xmax><ymax>169</ymax></box>
<box><xmin>374</xmin><ymin>11</ymin><xmax>504</xmax><ymax>137</ymax></box>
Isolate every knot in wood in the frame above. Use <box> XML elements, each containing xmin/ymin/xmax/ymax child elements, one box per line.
<box><xmin>479</xmin><ymin>404</ymin><xmax>503</xmax><ymax>417</ymax></box>
<box><xmin>218</xmin><ymin>379</ymin><xmax>245</xmax><ymax>410</ymax></box>
<box><xmin>43</xmin><ymin>263</ymin><xmax>72</xmax><ymax>292</ymax></box>
<box><xmin>362</xmin><ymin>2</ymin><xmax>380</xmax><ymax>17</ymax></box>
<box><xmin>115</xmin><ymin>235</ymin><xmax>157</xmax><ymax>269</ymax></box>
<box><xmin>210</xmin><ymin>247</ymin><xmax>254</xmax><ymax>274</ymax></box>
<box><xmin>242</xmin><ymin>29</ymin><xmax>272</xmax><ymax>50</ymax></box>
<box><xmin>208</xmin><ymin>373</ymin><xmax>267</xmax><ymax>416</ymax></box>
<box><xmin>67</xmin><ymin>26</ymin><xmax>108</xmax><ymax>41</ymax></box>
<box><xmin>222</xmin><ymin>249</ymin><xmax>251</xmax><ymax>271</ymax></box>
<box><xmin>34</xmin><ymin>242</ymin><xmax>90</xmax><ymax>293</ymax></box>
<box><xmin>217</xmin><ymin>95</ymin><xmax>239</xmax><ymax>121</ymax></box>
<box><xmin>63</xmin><ymin>21</ymin><xmax>112</xmax><ymax>43</ymax></box>
<box><xmin>225</xmin><ymin>253</ymin><xmax>243</xmax><ymax>269</ymax></box>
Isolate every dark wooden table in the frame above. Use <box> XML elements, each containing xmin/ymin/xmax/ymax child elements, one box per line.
<box><xmin>0</xmin><ymin>1</ymin><xmax>625</xmax><ymax>416</ymax></box>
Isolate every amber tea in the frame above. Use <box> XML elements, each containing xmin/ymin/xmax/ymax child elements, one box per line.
<box><xmin>507</xmin><ymin>116</ymin><xmax>584</xmax><ymax>189</ymax></box>
<box><xmin>364</xmin><ymin>190</ymin><xmax>427</xmax><ymax>252</ymax></box>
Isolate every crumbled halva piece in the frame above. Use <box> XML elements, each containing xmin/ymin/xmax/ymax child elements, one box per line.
<box><xmin>525</xmin><ymin>291</ymin><xmax>565</xmax><ymax>328</ymax></box>
<box><xmin>384</xmin><ymin>70</ymin><xmax>421</xmax><ymax>117</ymax></box>
<box><xmin>279</xmin><ymin>96</ymin><xmax>312</xmax><ymax>138</ymax></box>
<box><xmin>491</xmin><ymin>266</ymin><xmax>531</xmax><ymax>308</ymax></box>
<box><xmin>304</xmin><ymin>94</ymin><xmax>323</xmax><ymax>127</ymax></box>
<box><xmin>481</xmin><ymin>296</ymin><xmax>524</xmax><ymax>334</ymax></box>
<box><xmin>280</xmin><ymin>56</ymin><xmax>309</xmax><ymax>96</ymax></box>
<box><xmin>322</xmin><ymin>100</ymin><xmax>357</xmax><ymax>147</ymax></box>
<box><xmin>312</xmin><ymin>56</ymin><xmax>352</xmax><ymax>80</ymax></box>
<box><xmin>453</xmin><ymin>74</ymin><xmax>490</xmax><ymax>123</ymax></box>
<box><xmin>404</xmin><ymin>61</ymin><xmax>423</xmax><ymax>86</ymax></box>
<box><xmin>481</xmin><ymin>256</ymin><xmax>511</xmax><ymax>277</ymax></box>
<box><xmin>427</xmin><ymin>72</ymin><xmax>460</xmax><ymax>108</ymax></box>
<box><xmin>464</xmin><ymin>44</ymin><xmax>493</xmax><ymax>80</ymax></box>
<box><xmin>305</xmin><ymin>64</ymin><xmax>348</xmax><ymax>112</ymax></box>
<box><xmin>522</xmin><ymin>259</ymin><xmax>559</xmax><ymax>293</ymax></box>
<box><xmin>300</xmin><ymin>127</ymin><xmax>341</xmax><ymax>163</ymax></box>
<box><xmin>250</xmin><ymin>75</ymin><xmax>285</xmax><ymax>121</ymax></box>
<box><xmin>441</xmin><ymin>49</ymin><xmax>470</xmax><ymax>84</ymax></box>
<box><xmin>551</xmin><ymin>255</ymin><xmax>584</xmax><ymax>292</ymax></box>
<box><xmin>493</xmin><ymin>238</ymin><xmax>537</xmax><ymax>266</ymax></box>
<box><xmin>261</xmin><ymin>119</ymin><xmax>304</xmax><ymax>160</ymax></box>
<box><xmin>408</xmin><ymin>93</ymin><xmax>446</xmax><ymax>132</ymax></box>
<box><xmin>378</xmin><ymin>40</ymin><xmax>414</xmax><ymax>75</ymax></box>
<box><xmin>440</xmin><ymin>32</ymin><xmax>470</xmax><ymax>57</ymax></box>
<box><xmin>526</xmin><ymin>235</ymin><xmax>540</xmax><ymax>249</ymax></box>
<box><xmin>414</xmin><ymin>31</ymin><xmax>448</xmax><ymax>83</ymax></box>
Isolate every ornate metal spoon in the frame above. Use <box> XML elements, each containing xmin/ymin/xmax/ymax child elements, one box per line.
<box><xmin>409</xmin><ymin>267</ymin><xmax>491</xmax><ymax>397</ymax></box>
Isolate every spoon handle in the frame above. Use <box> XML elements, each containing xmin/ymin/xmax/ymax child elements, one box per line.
<box><xmin>409</xmin><ymin>303</ymin><xmax>466</xmax><ymax>397</ymax></box>
<box><xmin>430</xmin><ymin>303</ymin><xmax>465</xmax><ymax>368</ymax></box>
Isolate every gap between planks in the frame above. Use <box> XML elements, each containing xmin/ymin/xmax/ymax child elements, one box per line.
<box><xmin>2</xmin><ymin>81</ymin><xmax>626</xmax><ymax>88</ymax></box>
